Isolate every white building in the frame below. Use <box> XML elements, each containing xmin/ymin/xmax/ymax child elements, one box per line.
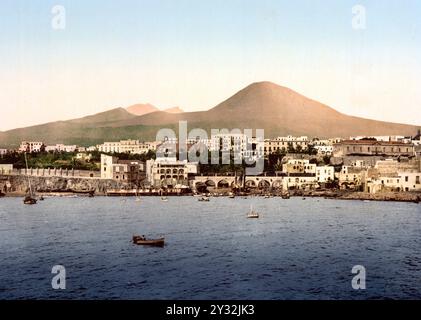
<box><xmin>100</xmin><ymin>154</ymin><xmax>144</xmax><ymax>183</ymax></box>
<box><xmin>19</xmin><ymin>141</ymin><xmax>44</xmax><ymax>153</ymax></box>
<box><xmin>209</xmin><ymin>133</ymin><xmax>262</xmax><ymax>161</ymax></box>
<box><xmin>0</xmin><ymin>149</ymin><xmax>8</xmax><ymax>156</ymax></box>
<box><xmin>45</xmin><ymin>144</ymin><xmax>78</xmax><ymax>153</ymax></box>
<box><xmin>316</xmin><ymin>166</ymin><xmax>335</xmax><ymax>183</ymax></box>
<box><xmin>146</xmin><ymin>157</ymin><xmax>198</xmax><ymax>187</ymax></box>
<box><xmin>0</xmin><ymin>164</ymin><xmax>13</xmax><ymax>174</ymax></box>
<box><xmin>98</xmin><ymin>139</ymin><xmax>158</xmax><ymax>154</ymax></box>
<box><xmin>75</xmin><ymin>153</ymin><xmax>92</xmax><ymax>161</ymax></box>
<box><xmin>264</xmin><ymin>135</ymin><xmax>309</xmax><ymax>156</ymax></box>
<box><xmin>314</xmin><ymin>145</ymin><xmax>333</xmax><ymax>156</ymax></box>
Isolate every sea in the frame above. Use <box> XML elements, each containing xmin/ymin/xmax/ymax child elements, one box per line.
<box><xmin>0</xmin><ymin>196</ymin><xmax>420</xmax><ymax>299</ymax></box>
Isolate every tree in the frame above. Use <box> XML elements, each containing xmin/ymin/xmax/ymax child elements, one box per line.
<box><xmin>323</xmin><ymin>155</ymin><xmax>332</xmax><ymax>165</ymax></box>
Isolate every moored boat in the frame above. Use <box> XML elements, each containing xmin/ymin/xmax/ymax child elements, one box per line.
<box><xmin>23</xmin><ymin>152</ymin><xmax>37</xmax><ymax>205</ymax></box>
<box><xmin>23</xmin><ymin>195</ymin><xmax>37</xmax><ymax>205</ymax></box>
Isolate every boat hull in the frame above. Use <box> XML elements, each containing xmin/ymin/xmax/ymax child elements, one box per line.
<box><xmin>23</xmin><ymin>198</ymin><xmax>37</xmax><ymax>205</ymax></box>
<box><xmin>132</xmin><ymin>236</ymin><xmax>165</xmax><ymax>247</ymax></box>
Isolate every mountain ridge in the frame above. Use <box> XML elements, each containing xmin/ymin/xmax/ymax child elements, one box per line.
<box><xmin>0</xmin><ymin>81</ymin><xmax>419</xmax><ymax>148</ymax></box>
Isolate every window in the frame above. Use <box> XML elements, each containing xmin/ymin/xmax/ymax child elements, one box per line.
<box><xmin>416</xmin><ymin>176</ymin><xmax>420</xmax><ymax>184</ymax></box>
<box><xmin>405</xmin><ymin>176</ymin><xmax>409</xmax><ymax>182</ymax></box>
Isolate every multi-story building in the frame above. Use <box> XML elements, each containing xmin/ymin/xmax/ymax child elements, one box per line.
<box><xmin>0</xmin><ymin>149</ymin><xmax>7</xmax><ymax>157</ymax></box>
<box><xmin>100</xmin><ymin>154</ymin><xmax>144</xmax><ymax>183</ymax></box>
<box><xmin>337</xmin><ymin>166</ymin><xmax>366</xmax><ymax>189</ymax></box>
<box><xmin>208</xmin><ymin>133</ymin><xmax>263</xmax><ymax>161</ymax></box>
<box><xmin>18</xmin><ymin>141</ymin><xmax>44</xmax><ymax>153</ymax></box>
<box><xmin>282</xmin><ymin>159</ymin><xmax>334</xmax><ymax>185</ymax></box>
<box><xmin>264</xmin><ymin>135</ymin><xmax>309</xmax><ymax>156</ymax></box>
<box><xmin>282</xmin><ymin>159</ymin><xmax>316</xmax><ymax>175</ymax></box>
<box><xmin>316</xmin><ymin>166</ymin><xmax>335</xmax><ymax>183</ymax></box>
<box><xmin>146</xmin><ymin>157</ymin><xmax>199</xmax><ymax>187</ymax></box>
<box><xmin>98</xmin><ymin>140</ymin><xmax>159</xmax><ymax>154</ymax></box>
<box><xmin>333</xmin><ymin>140</ymin><xmax>415</xmax><ymax>158</ymax></box>
<box><xmin>365</xmin><ymin>159</ymin><xmax>421</xmax><ymax>193</ymax></box>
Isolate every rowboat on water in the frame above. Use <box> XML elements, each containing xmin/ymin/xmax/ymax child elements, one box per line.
<box><xmin>132</xmin><ymin>235</ymin><xmax>165</xmax><ymax>247</ymax></box>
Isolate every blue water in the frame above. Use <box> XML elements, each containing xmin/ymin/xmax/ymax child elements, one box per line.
<box><xmin>0</xmin><ymin>196</ymin><xmax>420</xmax><ymax>299</ymax></box>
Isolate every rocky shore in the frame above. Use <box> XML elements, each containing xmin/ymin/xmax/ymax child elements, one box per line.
<box><xmin>0</xmin><ymin>174</ymin><xmax>129</xmax><ymax>196</ymax></box>
<box><xmin>292</xmin><ymin>190</ymin><xmax>421</xmax><ymax>203</ymax></box>
<box><xmin>1</xmin><ymin>175</ymin><xmax>420</xmax><ymax>203</ymax></box>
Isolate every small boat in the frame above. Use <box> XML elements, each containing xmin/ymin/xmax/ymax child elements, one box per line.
<box><xmin>24</xmin><ymin>195</ymin><xmax>37</xmax><ymax>205</ymax></box>
<box><xmin>198</xmin><ymin>196</ymin><xmax>210</xmax><ymax>202</ymax></box>
<box><xmin>264</xmin><ymin>194</ymin><xmax>270</xmax><ymax>199</ymax></box>
<box><xmin>229</xmin><ymin>193</ymin><xmax>235</xmax><ymax>199</ymax></box>
<box><xmin>135</xmin><ymin>197</ymin><xmax>141</xmax><ymax>202</ymax></box>
<box><xmin>39</xmin><ymin>196</ymin><xmax>45</xmax><ymax>201</ymax></box>
<box><xmin>247</xmin><ymin>205</ymin><xmax>259</xmax><ymax>219</ymax></box>
<box><xmin>132</xmin><ymin>235</ymin><xmax>165</xmax><ymax>247</ymax></box>
<box><xmin>282</xmin><ymin>193</ymin><xmax>290</xmax><ymax>199</ymax></box>
<box><xmin>161</xmin><ymin>196</ymin><xmax>168</xmax><ymax>202</ymax></box>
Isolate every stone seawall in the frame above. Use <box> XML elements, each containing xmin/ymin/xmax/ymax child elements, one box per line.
<box><xmin>0</xmin><ymin>175</ymin><xmax>130</xmax><ymax>195</ymax></box>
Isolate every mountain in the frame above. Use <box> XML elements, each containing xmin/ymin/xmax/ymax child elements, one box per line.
<box><xmin>126</xmin><ymin>103</ymin><xmax>158</xmax><ymax>116</ymax></box>
<box><xmin>126</xmin><ymin>104</ymin><xmax>184</xmax><ymax>116</ymax></box>
<box><xmin>106</xmin><ymin>82</ymin><xmax>420</xmax><ymax>138</ymax></box>
<box><xmin>163</xmin><ymin>106</ymin><xmax>184</xmax><ymax>114</ymax></box>
<box><xmin>0</xmin><ymin>82</ymin><xmax>419</xmax><ymax>148</ymax></box>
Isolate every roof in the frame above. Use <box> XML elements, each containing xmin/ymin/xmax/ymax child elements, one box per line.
<box><xmin>337</xmin><ymin>140</ymin><xmax>412</xmax><ymax>146</ymax></box>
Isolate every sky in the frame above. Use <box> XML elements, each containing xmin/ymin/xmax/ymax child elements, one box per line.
<box><xmin>0</xmin><ymin>0</ymin><xmax>420</xmax><ymax>131</ymax></box>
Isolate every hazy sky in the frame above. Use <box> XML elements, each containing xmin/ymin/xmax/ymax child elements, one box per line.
<box><xmin>1</xmin><ymin>0</ymin><xmax>420</xmax><ymax>131</ymax></box>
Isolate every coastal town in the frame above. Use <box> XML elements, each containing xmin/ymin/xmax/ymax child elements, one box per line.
<box><xmin>1</xmin><ymin>130</ymin><xmax>420</xmax><ymax>202</ymax></box>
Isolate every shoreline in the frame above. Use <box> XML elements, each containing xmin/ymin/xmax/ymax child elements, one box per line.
<box><xmin>2</xmin><ymin>190</ymin><xmax>420</xmax><ymax>203</ymax></box>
